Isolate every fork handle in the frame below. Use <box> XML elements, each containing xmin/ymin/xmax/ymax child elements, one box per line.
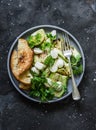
<box><xmin>68</xmin><ymin>57</ymin><xmax>81</xmax><ymax>100</ymax></box>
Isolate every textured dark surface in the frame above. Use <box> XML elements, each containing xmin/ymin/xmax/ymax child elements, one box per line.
<box><xmin>0</xmin><ymin>0</ymin><xmax>96</xmax><ymax>130</ymax></box>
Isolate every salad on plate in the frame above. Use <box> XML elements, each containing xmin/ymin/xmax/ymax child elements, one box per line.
<box><xmin>10</xmin><ymin>29</ymin><xmax>83</xmax><ymax>102</ymax></box>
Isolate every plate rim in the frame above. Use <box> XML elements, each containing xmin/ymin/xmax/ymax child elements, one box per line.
<box><xmin>7</xmin><ymin>25</ymin><xmax>85</xmax><ymax>103</ymax></box>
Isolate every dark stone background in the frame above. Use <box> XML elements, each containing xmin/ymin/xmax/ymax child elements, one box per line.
<box><xmin>0</xmin><ymin>0</ymin><xmax>96</xmax><ymax>130</ymax></box>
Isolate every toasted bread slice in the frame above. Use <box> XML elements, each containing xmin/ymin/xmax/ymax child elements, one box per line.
<box><xmin>17</xmin><ymin>39</ymin><xmax>34</xmax><ymax>75</ymax></box>
<box><xmin>11</xmin><ymin>39</ymin><xmax>33</xmax><ymax>84</ymax></box>
<box><xmin>19</xmin><ymin>83</ymin><xmax>31</xmax><ymax>90</ymax></box>
<box><xmin>19</xmin><ymin>70</ymin><xmax>32</xmax><ymax>84</ymax></box>
<box><xmin>11</xmin><ymin>50</ymin><xmax>32</xmax><ymax>84</ymax></box>
<box><xmin>11</xmin><ymin>38</ymin><xmax>33</xmax><ymax>76</ymax></box>
<box><xmin>11</xmin><ymin>50</ymin><xmax>19</xmax><ymax>79</ymax></box>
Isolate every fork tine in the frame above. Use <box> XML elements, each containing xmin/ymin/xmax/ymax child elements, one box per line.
<box><xmin>61</xmin><ymin>38</ymin><xmax>65</xmax><ymax>54</ymax></box>
<box><xmin>65</xmin><ymin>33</ymin><xmax>68</xmax><ymax>49</ymax></box>
<box><xmin>64</xmin><ymin>33</ymin><xmax>68</xmax><ymax>50</ymax></box>
<box><xmin>62</xmin><ymin>33</ymin><xmax>71</xmax><ymax>51</ymax></box>
<box><xmin>58</xmin><ymin>34</ymin><xmax>65</xmax><ymax>53</ymax></box>
<box><xmin>63</xmin><ymin>34</ymin><xmax>67</xmax><ymax>50</ymax></box>
<box><xmin>65</xmin><ymin>33</ymin><xmax>71</xmax><ymax>50</ymax></box>
<box><xmin>61</xmin><ymin>37</ymin><xmax>64</xmax><ymax>52</ymax></box>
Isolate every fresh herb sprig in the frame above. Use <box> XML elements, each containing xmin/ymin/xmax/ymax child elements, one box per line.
<box><xmin>29</xmin><ymin>73</ymin><xmax>54</xmax><ymax>101</ymax></box>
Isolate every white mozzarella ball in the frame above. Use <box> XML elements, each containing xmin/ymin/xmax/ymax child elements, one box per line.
<box><xmin>50</xmin><ymin>65</ymin><xmax>58</xmax><ymax>72</ymax></box>
<box><xmin>35</xmin><ymin>62</ymin><xmax>45</xmax><ymax>70</ymax></box>
<box><xmin>50</xmin><ymin>48</ymin><xmax>59</xmax><ymax>59</ymax></box>
<box><xmin>31</xmin><ymin>67</ymin><xmax>39</xmax><ymax>74</ymax></box>
<box><xmin>56</xmin><ymin>59</ymin><xmax>64</xmax><ymax>68</ymax></box>
<box><xmin>34</xmin><ymin>48</ymin><xmax>43</xmax><ymax>54</ymax></box>
<box><xmin>51</xmin><ymin>30</ymin><xmax>56</xmax><ymax>36</ymax></box>
<box><xmin>46</xmin><ymin>38</ymin><xmax>51</xmax><ymax>43</ymax></box>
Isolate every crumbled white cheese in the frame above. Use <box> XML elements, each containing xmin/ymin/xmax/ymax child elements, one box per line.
<box><xmin>56</xmin><ymin>58</ymin><xmax>64</xmax><ymax>68</ymax></box>
<box><xmin>35</xmin><ymin>62</ymin><xmax>45</xmax><ymax>70</ymax></box>
<box><xmin>50</xmin><ymin>64</ymin><xmax>58</xmax><ymax>72</ymax></box>
<box><xmin>31</xmin><ymin>67</ymin><xmax>39</xmax><ymax>74</ymax></box>
<box><xmin>34</xmin><ymin>48</ymin><xmax>43</xmax><ymax>54</ymax></box>
<box><xmin>50</xmin><ymin>48</ymin><xmax>59</xmax><ymax>59</ymax></box>
<box><xmin>46</xmin><ymin>38</ymin><xmax>51</xmax><ymax>43</ymax></box>
<box><xmin>51</xmin><ymin>30</ymin><xmax>56</xmax><ymax>36</ymax></box>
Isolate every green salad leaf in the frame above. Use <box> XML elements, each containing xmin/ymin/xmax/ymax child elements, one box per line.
<box><xmin>47</xmin><ymin>33</ymin><xmax>56</xmax><ymax>41</ymax></box>
<box><xmin>26</xmin><ymin>29</ymin><xmax>83</xmax><ymax>101</ymax></box>
<box><xmin>40</xmin><ymin>41</ymin><xmax>52</xmax><ymax>51</ymax></box>
<box><xmin>72</xmin><ymin>64</ymin><xmax>83</xmax><ymax>75</ymax></box>
<box><xmin>29</xmin><ymin>73</ymin><xmax>54</xmax><ymax>101</ymax></box>
<box><xmin>44</xmin><ymin>55</ymin><xmax>55</xmax><ymax>67</ymax></box>
<box><xmin>71</xmin><ymin>55</ymin><xmax>83</xmax><ymax>75</ymax></box>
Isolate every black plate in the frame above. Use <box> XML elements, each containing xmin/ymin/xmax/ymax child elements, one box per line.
<box><xmin>7</xmin><ymin>25</ymin><xmax>85</xmax><ymax>103</ymax></box>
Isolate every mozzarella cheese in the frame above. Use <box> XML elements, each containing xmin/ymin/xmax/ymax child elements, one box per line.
<box><xmin>50</xmin><ymin>64</ymin><xmax>58</xmax><ymax>72</ymax></box>
<box><xmin>35</xmin><ymin>62</ymin><xmax>45</xmax><ymax>70</ymax></box>
<box><xmin>46</xmin><ymin>38</ymin><xmax>51</xmax><ymax>43</ymax></box>
<box><xmin>34</xmin><ymin>48</ymin><xmax>43</xmax><ymax>54</ymax></box>
<box><xmin>56</xmin><ymin>58</ymin><xmax>64</xmax><ymax>68</ymax></box>
<box><xmin>50</xmin><ymin>48</ymin><xmax>59</xmax><ymax>59</ymax></box>
<box><xmin>51</xmin><ymin>30</ymin><xmax>56</xmax><ymax>36</ymax></box>
<box><xmin>31</xmin><ymin>67</ymin><xmax>39</xmax><ymax>74</ymax></box>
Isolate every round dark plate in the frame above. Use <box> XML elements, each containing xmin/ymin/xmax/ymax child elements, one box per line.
<box><xmin>7</xmin><ymin>25</ymin><xmax>85</xmax><ymax>103</ymax></box>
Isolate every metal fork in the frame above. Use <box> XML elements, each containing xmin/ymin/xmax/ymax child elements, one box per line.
<box><xmin>62</xmin><ymin>33</ymin><xmax>81</xmax><ymax>100</ymax></box>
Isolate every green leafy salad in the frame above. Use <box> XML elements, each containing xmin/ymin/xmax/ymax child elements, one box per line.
<box><xmin>27</xmin><ymin>29</ymin><xmax>83</xmax><ymax>101</ymax></box>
